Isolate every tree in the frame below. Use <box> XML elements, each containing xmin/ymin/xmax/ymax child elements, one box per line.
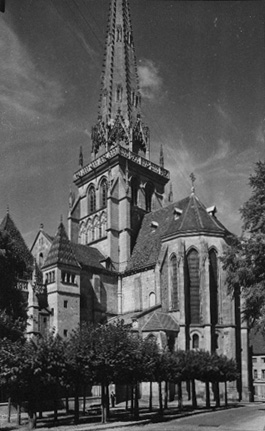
<box><xmin>222</xmin><ymin>161</ymin><xmax>265</xmax><ymax>328</ymax></box>
<box><xmin>64</xmin><ymin>323</ymin><xmax>95</xmax><ymax>424</ymax></box>
<box><xmin>0</xmin><ymin>230</ymin><xmax>30</xmax><ymax>339</ymax></box>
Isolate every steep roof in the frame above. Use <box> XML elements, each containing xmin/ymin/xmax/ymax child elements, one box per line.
<box><xmin>0</xmin><ymin>212</ymin><xmax>33</xmax><ymax>271</ymax></box>
<box><xmin>141</xmin><ymin>311</ymin><xmax>179</xmax><ymax>332</ymax></box>
<box><xmin>71</xmin><ymin>243</ymin><xmax>108</xmax><ymax>272</ymax></box>
<box><xmin>127</xmin><ymin>194</ymin><xmax>230</xmax><ymax>272</ymax></box>
<box><xmin>42</xmin><ymin>223</ymin><xmax>80</xmax><ymax>269</ymax></box>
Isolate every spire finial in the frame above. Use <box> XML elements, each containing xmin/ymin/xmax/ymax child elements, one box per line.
<box><xmin>60</xmin><ymin>214</ymin><xmax>63</xmax><ymax>224</ymax></box>
<box><xmin>159</xmin><ymin>145</ymin><xmax>164</xmax><ymax>168</ymax></box>
<box><xmin>190</xmin><ymin>172</ymin><xmax>196</xmax><ymax>194</ymax></box>
<box><xmin>6</xmin><ymin>205</ymin><xmax>9</xmax><ymax>214</ymax></box>
<box><xmin>79</xmin><ymin>146</ymin><xmax>83</xmax><ymax>168</ymax></box>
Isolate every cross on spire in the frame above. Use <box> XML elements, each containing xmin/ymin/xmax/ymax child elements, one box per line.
<box><xmin>190</xmin><ymin>172</ymin><xmax>196</xmax><ymax>194</ymax></box>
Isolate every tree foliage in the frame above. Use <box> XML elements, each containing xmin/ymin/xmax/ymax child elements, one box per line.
<box><xmin>222</xmin><ymin>161</ymin><xmax>265</xmax><ymax>327</ymax></box>
<box><xmin>0</xmin><ymin>230</ymin><xmax>29</xmax><ymax>338</ymax></box>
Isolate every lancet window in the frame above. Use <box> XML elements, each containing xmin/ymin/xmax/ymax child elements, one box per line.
<box><xmin>100</xmin><ymin>178</ymin><xmax>108</xmax><ymax>208</ymax></box>
<box><xmin>170</xmin><ymin>254</ymin><xmax>178</xmax><ymax>310</ymax></box>
<box><xmin>131</xmin><ymin>177</ymin><xmax>139</xmax><ymax>206</ymax></box>
<box><xmin>209</xmin><ymin>248</ymin><xmax>218</xmax><ymax>326</ymax></box>
<box><xmin>187</xmin><ymin>248</ymin><xmax>200</xmax><ymax>324</ymax></box>
<box><xmin>88</xmin><ymin>185</ymin><xmax>96</xmax><ymax>214</ymax></box>
<box><xmin>145</xmin><ymin>182</ymin><xmax>154</xmax><ymax>212</ymax></box>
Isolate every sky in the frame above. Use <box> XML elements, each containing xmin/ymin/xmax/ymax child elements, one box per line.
<box><xmin>0</xmin><ymin>0</ymin><xmax>264</xmax><ymax>247</ymax></box>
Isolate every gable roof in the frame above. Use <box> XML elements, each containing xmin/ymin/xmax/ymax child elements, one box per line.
<box><xmin>141</xmin><ymin>311</ymin><xmax>179</xmax><ymax>332</ymax></box>
<box><xmin>30</xmin><ymin>228</ymin><xmax>53</xmax><ymax>252</ymax></box>
<box><xmin>0</xmin><ymin>212</ymin><xmax>33</xmax><ymax>271</ymax></box>
<box><xmin>127</xmin><ymin>194</ymin><xmax>230</xmax><ymax>272</ymax></box>
<box><xmin>42</xmin><ymin>222</ymin><xmax>80</xmax><ymax>269</ymax></box>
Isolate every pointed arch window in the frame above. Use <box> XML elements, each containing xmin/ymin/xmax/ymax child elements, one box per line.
<box><xmin>88</xmin><ymin>185</ymin><xmax>96</xmax><ymax>214</ymax></box>
<box><xmin>170</xmin><ymin>254</ymin><xmax>178</xmax><ymax>310</ymax></box>
<box><xmin>187</xmin><ymin>248</ymin><xmax>200</xmax><ymax>324</ymax></box>
<box><xmin>209</xmin><ymin>248</ymin><xmax>218</xmax><ymax>326</ymax></box>
<box><xmin>100</xmin><ymin>178</ymin><xmax>108</xmax><ymax>208</ymax></box>
<box><xmin>145</xmin><ymin>182</ymin><xmax>154</xmax><ymax>212</ymax></box>
<box><xmin>131</xmin><ymin>177</ymin><xmax>139</xmax><ymax>206</ymax></box>
<box><xmin>149</xmin><ymin>292</ymin><xmax>156</xmax><ymax>308</ymax></box>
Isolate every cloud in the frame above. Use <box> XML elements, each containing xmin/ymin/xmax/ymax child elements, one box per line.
<box><xmin>138</xmin><ymin>59</ymin><xmax>163</xmax><ymax>100</ymax></box>
<box><xmin>0</xmin><ymin>21</ymin><xmax>64</xmax><ymax>126</ymax></box>
<box><xmin>255</xmin><ymin>120</ymin><xmax>265</xmax><ymax>145</ymax></box>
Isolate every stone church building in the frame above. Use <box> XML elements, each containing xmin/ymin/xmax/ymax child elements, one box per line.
<box><xmin>1</xmin><ymin>0</ymin><xmax>250</xmax><ymax>400</ymax></box>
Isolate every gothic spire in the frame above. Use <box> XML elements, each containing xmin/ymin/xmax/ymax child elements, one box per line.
<box><xmin>91</xmin><ymin>0</ymin><xmax>149</xmax><ymax>159</ymax></box>
<box><xmin>99</xmin><ymin>0</ymin><xmax>140</xmax><ymax>125</ymax></box>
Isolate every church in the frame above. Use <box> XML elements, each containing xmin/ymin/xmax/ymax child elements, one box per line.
<box><xmin>1</xmin><ymin>0</ymin><xmax>250</xmax><ymax>401</ymax></box>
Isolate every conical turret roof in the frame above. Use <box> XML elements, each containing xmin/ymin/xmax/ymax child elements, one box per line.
<box><xmin>42</xmin><ymin>222</ymin><xmax>80</xmax><ymax>269</ymax></box>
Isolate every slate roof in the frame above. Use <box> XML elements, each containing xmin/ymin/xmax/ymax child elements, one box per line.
<box><xmin>0</xmin><ymin>212</ymin><xmax>33</xmax><ymax>271</ymax></box>
<box><xmin>71</xmin><ymin>243</ymin><xmax>107</xmax><ymax>271</ymax></box>
<box><xmin>141</xmin><ymin>311</ymin><xmax>179</xmax><ymax>332</ymax></box>
<box><xmin>249</xmin><ymin>329</ymin><xmax>265</xmax><ymax>355</ymax></box>
<box><xmin>127</xmin><ymin>193</ymin><xmax>230</xmax><ymax>272</ymax></box>
<box><xmin>42</xmin><ymin>223</ymin><xmax>80</xmax><ymax>269</ymax></box>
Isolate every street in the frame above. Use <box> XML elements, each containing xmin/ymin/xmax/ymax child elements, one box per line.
<box><xmin>108</xmin><ymin>404</ymin><xmax>265</xmax><ymax>431</ymax></box>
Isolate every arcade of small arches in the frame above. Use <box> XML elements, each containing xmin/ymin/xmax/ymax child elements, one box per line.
<box><xmin>79</xmin><ymin>211</ymin><xmax>107</xmax><ymax>245</ymax></box>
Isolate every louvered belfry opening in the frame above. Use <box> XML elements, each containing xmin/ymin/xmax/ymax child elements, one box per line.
<box><xmin>187</xmin><ymin>249</ymin><xmax>200</xmax><ymax>324</ymax></box>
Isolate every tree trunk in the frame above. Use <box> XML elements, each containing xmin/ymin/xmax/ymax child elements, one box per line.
<box><xmin>134</xmin><ymin>383</ymin><xmax>139</xmax><ymax>420</ymax></box>
<box><xmin>187</xmin><ymin>380</ymin><xmax>191</xmax><ymax>400</ymax></box>
<box><xmin>125</xmin><ymin>385</ymin><xmax>129</xmax><ymax>411</ymax></box>
<box><xmin>205</xmin><ymin>381</ymin><xmax>210</xmax><ymax>408</ymax></box>
<box><xmin>178</xmin><ymin>382</ymin><xmax>183</xmax><ymax>411</ymax></box>
<box><xmin>16</xmin><ymin>403</ymin><xmax>21</xmax><ymax>425</ymax></box>
<box><xmin>106</xmin><ymin>385</ymin><xmax>110</xmax><ymax>418</ymax></box>
<box><xmin>28</xmin><ymin>409</ymin><xmax>37</xmax><ymax>430</ymax></box>
<box><xmin>101</xmin><ymin>383</ymin><xmax>107</xmax><ymax>424</ymax></box>
<box><xmin>7</xmin><ymin>397</ymin><xmax>11</xmax><ymax>423</ymax></box>
<box><xmin>149</xmin><ymin>382</ymin><xmax>153</xmax><ymax>412</ymax></box>
<box><xmin>191</xmin><ymin>379</ymin><xmax>197</xmax><ymax>409</ymax></box>
<box><xmin>53</xmin><ymin>398</ymin><xmax>58</xmax><ymax>424</ymax></box>
<box><xmin>65</xmin><ymin>394</ymin><xmax>69</xmax><ymax>414</ymax></box>
<box><xmin>224</xmin><ymin>381</ymin><xmax>228</xmax><ymax>406</ymax></box>
<box><xmin>164</xmin><ymin>381</ymin><xmax>168</xmax><ymax>409</ymax></box>
<box><xmin>158</xmin><ymin>381</ymin><xmax>163</xmax><ymax>416</ymax></box>
<box><xmin>130</xmin><ymin>385</ymin><xmax>134</xmax><ymax>414</ymax></box>
<box><xmin>83</xmin><ymin>385</ymin><xmax>86</xmax><ymax>415</ymax></box>
<box><xmin>74</xmin><ymin>388</ymin><xmax>79</xmax><ymax>425</ymax></box>
<box><xmin>215</xmin><ymin>382</ymin><xmax>220</xmax><ymax>408</ymax></box>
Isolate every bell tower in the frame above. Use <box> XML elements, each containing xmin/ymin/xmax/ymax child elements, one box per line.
<box><xmin>70</xmin><ymin>0</ymin><xmax>170</xmax><ymax>272</ymax></box>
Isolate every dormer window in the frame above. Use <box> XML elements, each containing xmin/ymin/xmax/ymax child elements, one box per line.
<box><xmin>174</xmin><ymin>207</ymin><xmax>183</xmax><ymax>220</ymax></box>
<box><xmin>207</xmin><ymin>206</ymin><xmax>217</xmax><ymax>216</ymax></box>
<box><xmin>151</xmin><ymin>221</ymin><xmax>158</xmax><ymax>228</ymax></box>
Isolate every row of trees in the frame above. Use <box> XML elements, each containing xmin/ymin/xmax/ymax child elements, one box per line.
<box><xmin>0</xmin><ymin>322</ymin><xmax>238</xmax><ymax>429</ymax></box>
